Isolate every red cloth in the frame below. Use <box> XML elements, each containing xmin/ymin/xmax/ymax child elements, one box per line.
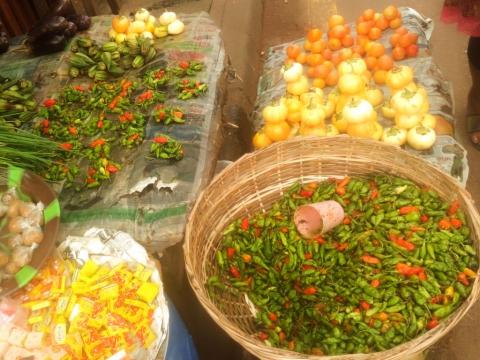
<box><xmin>441</xmin><ymin>0</ymin><xmax>480</xmax><ymax>36</ymax></box>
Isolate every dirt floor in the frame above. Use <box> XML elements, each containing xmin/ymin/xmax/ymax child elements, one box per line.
<box><xmin>78</xmin><ymin>0</ymin><xmax>480</xmax><ymax>359</ymax></box>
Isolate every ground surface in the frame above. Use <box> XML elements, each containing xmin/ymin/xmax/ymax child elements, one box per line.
<box><xmin>78</xmin><ymin>1</ymin><xmax>479</xmax><ymax>359</ymax></box>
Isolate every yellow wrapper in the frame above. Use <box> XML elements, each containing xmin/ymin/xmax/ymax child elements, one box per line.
<box><xmin>65</xmin><ymin>333</ymin><xmax>84</xmax><ymax>358</ymax></box>
<box><xmin>56</xmin><ymin>295</ymin><xmax>70</xmax><ymax>315</ymax></box>
<box><xmin>136</xmin><ymin>282</ymin><xmax>159</xmax><ymax>304</ymax></box>
<box><xmin>28</xmin><ymin>314</ymin><xmax>44</xmax><ymax>325</ymax></box>
<box><xmin>52</xmin><ymin>276</ymin><xmax>66</xmax><ymax>294</ymax></box>
<box><xmin>65</xmin><ymin>294</ymin><xmax>77</xmax><ymax>318</ymax></box>
<box><xmin>138</xmin><ymin>269</ymin><xmax>153</xmax><ymax>282</ymax></box>
<box><xmin>80</xmin><ymin>260</ymin><xmax>99</xmax><ymax>278</ymax></box>
<box><xmin>23</xmin><ymin>300</ymin><xmax>51</xmax><ymax>311</ymax></box>
<box><xmin>88</xmin><ymin>281</ymin><xmax>109</xmax><ymax>292</ymax></box>
<box><xmin>124</xmin><ymin>299</ymin><xmax>149</xmax><ymax>310</ymax></box>
<box><xmin>100</xmin><ymin>284</ymin><xmax>119</xmax><ymax>300</ymax></box>
<box><xmin>53</xmin><ymin>317</ymin><xmax>67</xmax><ymax>345</ymax></box>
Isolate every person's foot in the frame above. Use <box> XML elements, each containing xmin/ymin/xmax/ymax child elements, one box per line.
<box><xmin>472</xmin><ymin>131</ymin><xmax>480</xmax><ymax>145</ymax></box>
<box><xmin>467</xmin><ymin>115</ymin><xmax>480</xmax><ymax>148</ymax></box>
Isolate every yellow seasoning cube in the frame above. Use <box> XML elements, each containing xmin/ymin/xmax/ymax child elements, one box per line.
<box><xmin>136</xmin><ymin>282</ymin><xmax>159</xmax><ymax>304</ymax></box>
<box><xmin>79</xmin><ymin>260</ymin><xmax>99</xmax><ymax>278</ymax></box>
<box><xmin>138</xmin><ymin>269</ymin><xmax>153</xmax><ymax>282</ymax></box>
<box><xmin>53</xmin><ymin>317</ymin><xmax>67</xmax><ymax>345</ymax></box>
<box><xmin>100</xmin><ymin>283</ymin><xmax>119</xmax><ymax>300</ymax></box>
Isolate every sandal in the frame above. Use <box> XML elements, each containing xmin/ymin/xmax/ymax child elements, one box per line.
<box><xmin>467</xmin><ymin>114</ymin><xmax>480</xmax><ymax>149</ymax></box>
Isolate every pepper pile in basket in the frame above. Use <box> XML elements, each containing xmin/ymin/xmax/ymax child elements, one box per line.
<box><xmin>209</xmin><ymin>175</ymin><xmax>478</xmax><ymax>356</ymax></box>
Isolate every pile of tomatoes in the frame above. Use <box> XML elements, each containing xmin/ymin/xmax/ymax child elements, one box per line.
<box><xmin>285</xmin><ymin>5</ymin><xmax>419</xmax><ymax>88</ymax></box>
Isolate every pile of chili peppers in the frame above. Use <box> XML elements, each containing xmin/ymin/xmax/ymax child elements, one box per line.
<box><xmin>209</xmin><ymin>175</ymin><xmax>478</xmax><ymax>356</ymax></box>
<box><xmin>36</xmin><ymin>60</ymin><xmax>207</xmax><ymax>190</ymax></box>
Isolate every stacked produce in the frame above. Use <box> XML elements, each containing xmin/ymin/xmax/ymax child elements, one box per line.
<box><xmin>68</xmin><ymin>35</ymin><xmax>157</xmax><ymax>80</ymax></box>
<box><xmin>0</xmin><ymin>189</ymin><xmax>44</xmax><ymax>277</ymax></box>
<box><xmin>0</xmin><ymin>76</ymin><xmax>37</xmax><ymax>126</ymax></box>
<box><xmin>209</xmin><ymin>175</ymin><xmax>478</xmax><ymax>356</ymax></box>
<box><xmin>109</xmin><ymin>8</ymin><xmax>185</xmax><ymax>43</ymax></box>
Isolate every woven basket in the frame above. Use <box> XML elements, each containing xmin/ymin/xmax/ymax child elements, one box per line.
<box><xmin>184</xmin><ymin>136</ymin><xmax>480</xmax><ymax>360</ymax></box>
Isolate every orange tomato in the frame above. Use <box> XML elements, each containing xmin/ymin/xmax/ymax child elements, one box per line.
<box><xmin>323</xmin><ymin>60</ymin><xmax>334</xmax><ymax>70</ymax></box>
<box><xmin>329</xmin><ymin>25</ymin><xmax>347</xmax><ymax>39</ymax></box>
<box><xmin>312</xmin><ymin>78</ymin><xmax>326</xmax><ymax>88</ymax></box>
<box><xmin>328</xmin><ymin>38</ymin><xmax>342</xmax><ymax>51</ymax></box>
<box><xmin>356</xmin><ymin>21</ymin><xmax>372</xmax><ymax>36</ymax></box>
<box><xmin>409</xmin><ymin>32</ymin><xmax>419</xmax><ymax>44</ymax></box>
<box><xmin>357</xmin><ymin>15</ymin><xmax>365</xmax><ymax>24</ymax></box>
<box><xmin>342</xmin><ymin>34</ymin><xmax>354</xmax><ymax>47</ymax></box>
<box><xmin>395</xmin><ymin>26</ymin><xmax>408</xmax><ymax>35</ymax></box>
<box><xmin>365</xmin><ymin>56</ymin><xmax>378</xmax><ymax>70</ymax></box>
<box><xmin>351</xmin><ymin>44</ymin><xmax>365</xmax><ymax>56</ymax></box>
<box><xmin>351</xmin><ymin>52</ymin><xmax>362</xmax><ymax>59</ymax></box>
<box><xmin>325</xmin><ymin>70</ymin><xmax>339</xmax><ymax>86</ymax></box>
<box><xmin>399</xmin><ymin>34</ymin><xmax>412</xmax><ymax>47</ymax></box>
<box><xmin>339</xmin><ymin>48</ymin><xmax>353</xmax><ymax>61</ymax></box>
<box><xmin>373</xmin><ymin>69</ymin><xmax>387</xmax><ymax>84</ymax></box>
<box><xmin>287</xmin><ymin>44</ymin><xmax>302</xmax><ymax>59</ymax></box>
<box><xmin>390</xmin><ymin>33</ymin><xmax>401</xmax><ymax>47</ymax></box>
<box><xmin>306</xmin><ymin>53</ymin><xmax>323</xmax><ymax>66</ymax></box>
<box><xmin>296</xmin><ymin>52</ymin><xmax>308</xmax><ymax>64</ymax></box>
<box><xmin>264</xmin><ymin>122</ymin><xmax>291</xmax><ymax>142</ymax></box>
<box><xmin>284</xmin><ymin>58</ymin><xmax>295</xmax><ymax>66</ymax></box>
<box><xmin>313</xmin><ymin>64</ymin><xmax>330</xmax><ymax>79</ymax></box>
<box><xmin>392</xmin><ymin>46</ymin><xmax>406</xmax><ymax>60</ymax></box>
<box><xmin>328</xmin><ymin>14</ymin><xmax>345</xmax><ymax>29</ymax></box>
<box><xmin>384</xmin><ymin>5</ymin><xmax>399</xmax><ymax>21</ymax></box>
<box><xmin>253</xmin><ymin>130</ymin><xmax>273</xmax><ymax>149</ymax></box>
<box><xmin>368</xmin><ymin>27</ymin><xmax>382</xmax><ymax>40</ymax></box>
<box><xmin>344</xmin><ymin>24</ymin><xmax>352</xmax><ymax>34</ymax></box>
<box><xmin>112</xmin><ymin>15</ymin><xmax>130</xmax><ymax>33</ymax></box>
<box><xmin>331</xmin><ymin>52</ymin><xmax>342</xmax><ymax>66</ymax></box>
<box><xmin>375</xmin><ymin>15</ymin><xmax>389</xmax><ymax>30</ymax></box>
<box><xmin>306</xmin><ymin>66</ymin><xmax>316</xmax><ymax>78</ymax></box>
<box><xmin>389</xmin><ymin>18</ymin><xmax>402</xmax><ymax>29</ymax></box>
<box><xmin>356</xmin><ymin>35</ymin><xmax>370</xmax><ymax>48</ymax></box>
<box><xmin>322</xmin><ymin>48</ymin><xmax>333</xmax><ymax>60</ymax></box>
<box><xmin>363</xmin><ymin>9</ymin><xmax>375</xmax><ymax>21</ymax></box>
<box><xmin>304</xmin><ymin>40</ymin><xmax>313</xmax><ymax>51</ymax></box>
<box><xmin>367</xmin><ymin>42</ymin><xmax>385</xmax><ymax>57</ymax></box>
<box><xmin>307</xmin><ymin>28</ymin><xmax>322</xmax><ymax>42</ymax></box>
<box><xmin>311</xmin><ymin>40</ymin><xmax>326</xmax><ymax>53</ymax></box>
<box><xmin>377</xmin><ymin>54</ymin><xmax>394</xmax><ymax>70</ymax></box>
<box><xmin>406</xmin><ymin>44</ymin><xmax>419</xmax><ymax>57</ymax></box>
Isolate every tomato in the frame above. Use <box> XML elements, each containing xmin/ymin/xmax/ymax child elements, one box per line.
<box><xmin>262</xmin><ymin>101</ymin><xmax>288</xmax><ymax>123</ymax></box>
<box><xmin>377</xmin><ymin>54</ymin><xmax>394</xmax><ymax>71</ymax></box>
<box><xmin>300</xmin><ymin>88</ymin><xmax>324</xmax><ymax>105</ymax></box>
<box><xmin>375</xmin><ymin>15</ymin><xmax>389</xmax><ymax>30</ymax></box>
<box><xmin>287</xmin><ymin>111</ymin><xmax>302</xmax><ymax>125</ymax></box>
<box><xmin>351</xmin><ymin>44</ymin><xmax>365</xmax><ymax>56</ymax></box>
<box><xmin>386</xmin><ymin>66</ymin><xmax>413</xmax><ymax>90</ymax></box>
<box><xmin>306</xmin><ymin>53</ymin><xmax>323</xmax><ymax>66</ymax></box>
<box><xmin>330</xmin><ymin>24</ymin><xmax>347</xmax><ymax>39</ymax></box>
<box><xmin>313</xmin><ymin>64</ymin><xmax>330</xmax><ymax>79</ymax></box>
<box><xmin>252</xmin><ymin>130</ymin><xmax>273</xmax><ymax>149</ymax></box>
<box><xmin>311</xmin><ymin>40</ymin><xmax>326</xmax><ymax>53</ymax></box>
<box><xmin>304</xmin><ymin>40</ymin><xmax>313</xmax><ymax>51</ymax></box>
<box><xmin>365</xmin><ymin>88</ymin><xmax>384</xmax><ymax>107</ymax></box>
<box><xmin>363</xmin><ymin>9</ymin><xmax>375</xmax><ymax>21</ymax></box>
<box><xmin>395</xmin><ymin>113</ymin><xmax>422</xmax><ymax>129</ymax></box>
<box><xmin>306</xmin><ymin>66</ymin><xmax>316</xmax><ymax>78</ymax></box>
<box><xmin>328</xmin><ymin>38</ymin><xmax>342</xmax><ymax>51</ymax></box>
<box><xmin>322</xmin><ymin>48</ymin><xmax>333</xmax><ymax>60</ymax></box>
<box><xmin>332</xmin><ymin>113</ymin><xmax>348</xmax><ymax>133</ymax></box>
<box><xmin>365</xmin><ymin>56</ymin><xmax>377</xmax><ymax>70</ymax></box>
<box><xmin>373</xmin><ymin>69</ymin><xmax>387</xmax><ymax>85</ymax></box>
<box><xmin>356</xmin><ymin>21</ymin><xmax>372</xmax><ymax>36</ymax></box>
<box><xmin>406</xmin><ymin>44</ymin><xmax>419</xmax><ymax>57</ymax></box>
<box><xmin>341</xmin><ymin>34</ymin><xmax>354</xmax><ymax>47</ymax></box>
<box><xmin>395</xmin><ymin>26</ymin><xmax>408</xmax><ymax>35</ymax></box>
<box><xmin>331</xmin><ymin>52</ymin><xmax>342</xmax><ymax>66</ymax></box>
<box><xmin>299</xmin><ymin>124</ymin><xmax>326</xmax><ymax>137</ymax></box>
<box><xmin>338</xmin><ymin>58</ymin><xmax>368</xmax><ymax>76</ymax></box>
<box><xmin>322</xmin><ymin>99</ymin><xmax>335</xmax><ymax>118</ymax></box>
<box><xmin>312</xmin><ymin>78</ymin><xmax>326</xmax><ymax>89</ymax></box>
<box><xmin>264</xmin><ymin>121</ymin><xmax>291</xmax><ymax>142</ymax></box>
<box><xmin>285</xmin><ymin>95</ymin><xmax>303</xmax><ymax>113</ymax></box>
<box><xmin>328</xmin><ymin>14</ymin><xmax>345</xmax><ymax>29</ymax></box>
<box><xmin>391</xmin><ymin>87</ymin><xmax>426</xmax><ymax>115</ymax></box>
<box><xmin>112</xmin><ymin>15</ymin><xmax>130</xmax><ymax>33</ymax></box>
<box><xmin>307</xmin><ymin>28</ymin><xmax>322</xmax><ymax>42</ymax></box>
<box><xmin>325</xmin><ymin>70</ymin><xmax>339</xmax><ymax>86</ymax></box>
<box><xmin>338</xmin><ymin>73</ymin><xmax>366</xmax><ymax>95</ymax></box>
<box><xmin>389</xmin><ymin>17</ymin><xmax>402</xmax><ymax>29</ymax></box>
<box><xmin>399</xmin><ymin>33</ymin><xmax>412</xmax><ymax>47</ymax></box>
<box><xmin>287</xmin><ymin>75</ymin><xmax>309</xmax><ymax>95</ymax></box>
<box><xmin>384</xmin><ymin>5</ymin><xmax>399</xmax><ymax>21</ymax></box>
<box><xmin>286</xmin><ymin>44</ymin><xmax>301</xmax><ymax>59</ymax></box>
<box><xmin>356</xmin><ymin>35</ymin><xmax>370</xmax><ymax>48</ymax></box>
<box><xmin>390</xmin><ymin>33</ymin><xmax>401</xmax><ymax>47</ymax></box>
<box><xmin>301</xmin><ymin>103</ymin><xmax>326</xmax><ymax>127</ymax></box>
<box><xmin>296</xmin><ymin>52</ymin><xmax>307</xmax><ymax>64</ymax></box>
<box><xmin>343</xmin><ymin>99</ymin><xmax>376</xmax><ymax>124</ymax></box>
<box><xmin>366</xmin><ymin>42</ymin><xmax>385</xmax><ymax>57</ymax></box>
<box><xmin>368</xmin><ymin>27</ymin><xmax>382</xmax><ymax>40</ymax></box>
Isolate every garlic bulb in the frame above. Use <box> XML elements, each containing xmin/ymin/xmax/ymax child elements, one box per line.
<box><xmin>8</xmin><ymin>216</ymin><xmax>30</xmax><ymax>233</ymax></box>
<box><xmin>22</xmin><ymin>226</ymin><xmax>44</xmax><ymax>246</ymax></box>
<box><xmin>7</xmin><ymin>234</ymin><xmax>23</xmax><ymax>248</ymax></box>
<box><xmin>1</xmin><ymin>190</ymin><xmax>16</xmax><ymax>205</ymax></box>
<box><xmin>4</xmin><ymin>261</ymin><xmax>20</xmax><ymax>274</ymax></box>
<box><xmin>7</xmin><ymin>199</ymin><xmax>22</xmax><ymax>218</ymax></box>
<box><xmin>167</xmin><ymin>19</ymin><xmax>185</xmax><ymax>35</ymax></box>
<box><xmin>12</xmin><ymin>246</ymin><xmax>32</xmax><ymax>267</ymax></box>
<box><xmin>159</xmin><ymin>11</ymin><xmax>177</xmax><ymax>26</ymax></box>
<box><xmin>0</xmin><ymin>252</ymin><xmax>9</xmax><ymax>267</ymax></box>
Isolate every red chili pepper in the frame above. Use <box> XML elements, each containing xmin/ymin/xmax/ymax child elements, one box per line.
<box><xmin>438</xmin><ymin>218</ymin><xmax>451</xmax><ymax>230</ymax></box>
<box><xmin>258</xmin><ymin>332</ymin><xmax>269</xmax><ymax>341</ymax></box>
<box><xmin>410</xmin><ymin>225</ymin><xmax>425</xmax><ymax>232</ymax></box>
<box><xmin>279</xmin><ymin>331</ymin><xmax>286</xmax><ymax>342</ymax></box>
<box><xmin>268</xmin><ymin>312</ymin><xmax>277</xmax><ymax>322</ymax></box>
<box><xmin>173</xmin><ymin>111</ymin><xmax>183</xmax><ymax>119</ymax></box>
<box><xmin>371</xmin><ymin>279</ymin><xmax>380</xmax><ymax>288</ymax></box>
<box><xmin>370</xmin><ymin>189</ymin><xmax>379</xmax><ymax>200</ymax></box>
<box><xmin>60</xmin><ymin>142</ymin><xmax>73</xmax><ymax>151</ymax></box>
<box><xmin>361</xmin><ymin>255</ymin><xmax>380</xmax><ymax>264</ymax></box>
<box><xmin>304</xmin><ymin>252</ymin><xmax>313</xmax><ymax>260</ymax></box>
<box><xmin>43</xmin><ymin>98</ymin><xmax>56</xmax><ymax>107</ymax></box>
<box><xmin>254</xmin><ymin>228</ymin><xmax>261</xmax><ymax>237</ymax></box>
<box><xmin>155</xmin><ymin>70</ymin><xmax>165</xmax><ymax>79</ymax></box>
<box><xmin>377</xmin><ymin>312</ymin><xmax>389</xmax><ymax>321</ymax></box>
<box><xmin>280</xmin><ymin>227</ymin><xmax>289</xmax><ymax>233</ymax></box>
<box><xmin>335</xmin><ymin>187</ymin><xmax>346</xmax><ymax>196</ymax></box>
<box><xmin>314</xmin><ymin>235</ymin><xmax>326</xmax><ymax>244</ymax></box>
<box><xmin>335</xmin><ymin>243</ymin><xmax>348</xmax><ymax>252</ymax></box>
<box><xmin>241</xmin><ymin>218</ymin><xmax>249</xmax><ymax>231</ymax></box>
<box><xmin>153</xmin><ymin>136</ymin><xmax>168</xmax><ymax>144</ymax></box>
<box><xmin>342</xmin><ymin>216</ymin><xmax>351</xmax><ymax>225</ymax></box>
<box><xmin>229</xmin><ymin>266</ymin><xmax>240</xmax><ymax>278</ymax></box>
<box><xmin>359</xmin><ymin>300</ymin><xmax>370</xmax><ymax>310</ymax></box>
<box><xmin>420</xmin><ymin>214</ymin><xmax>429</xmax><ymax>223</ymax></box>
<box><xmin>97</xmin><ymin>120</ymin><xmax>104</xmax><ymax>128</ymax></box>
<box><xmin>399</xmin><ymin>206</ymin><xmax>419</xmax><ymax>215</ymax></box>
<box><xmin>106</xmin><ymin>164</ymin><xmax>119</xmax><ymax>174</ymax></box>
<box><xmin>226</xmin><ymin>247</ymin><xmax>236</xmax><ymax>259</ymax></box>
<box><xmin>182</xmin><ymin>79</ymin><xmax>190</xmax><ymax>85</ymax></box>
<box><xmin>417</xmin><ymin>270</ymin><xmax>427</xmax><ymax>281</ymax></box>
<box><xmin>393</xmin><ymin>238</ymin><xmax>416</xmax><ymax>251</ymax></box>
<box><xmin>337</xmin><ymin>177</ymin><xmax>350</xmax><ymax>188</ymax></box>
<box><xmin>450</xmin><ymin>218</ymin><xmax>462</xmax><ymax>229</ymax></box>
<box><xmin>90</xmin><ymin>138</ymin><xmax>106</xmax><ymax>148</ymax></box>
<box><xmin>86</xmin><ymin>177</ymin><xmax>95</xmax><ymax>184</ymax></box>
<box><xmin>68</xmin><ymin>126</ymin><xmax>78</xmax><ymax>135</ymax></box>
<box><xmin>42</xmin><ymin>119</ymin><xmax>50</xmax><ymax>127</ymax></box>
<box><xmin>448</xmin><ymin>200</ymin><xmax>460</xmax><ymax>215</ymax></box>
<box><xmin>74</xmin><ymin>85</ymin><xmax>84</xmax><ymax>91</ymax></box>
<box><xmin>427</xmin><ymin>317</ymin><xmax>439</xmax><ymax>330</ymax></box>
<box><xmin>87</xmin><ymin>167</ymin><xmax>96</xmax><ymax>176</ymax></box>
<box><xmin>303</xmin><ymin>286</ymin><xmax>317</xmax><ymax>295</ymax></box>
<box><xmin>302</xmin><ymin>264</ymin><xmax>315</xmax><ymax>270</ymax></box>
<box><xmin>179</xmin><ymin>60</ymin><xmax>189</xmax><ymax>69</ymax></box>
<box><xmin>299</xmin><ymin>189</ymin><xmax>313</xmax><ymax>198</ymax></box>
<box><xmin>242</xmin><ymin>254</ymin><xmax>252</xmax><ymax>263</ymax></box>
<box><xmin>430</xmin><ymin>295</ymin><xmax>444</xmax><ymax>304</ymax></box>
<box><xmin>457</xmin><ymin>272</ymin><xmax>469</xmax><ymax>286</ymax></box>
<box><xmin>129</xmin><ymin>133</ymin><xmax>140</xmax><ymax>141</ymax></box>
